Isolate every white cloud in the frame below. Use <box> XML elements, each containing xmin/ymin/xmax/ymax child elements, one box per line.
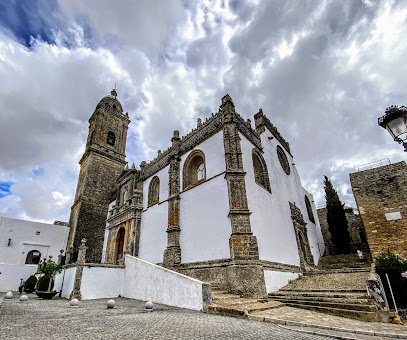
<box><xmin>1</xmin><ymin>0</ymin><xmax>407</xmax><ymax>223</ymax></box>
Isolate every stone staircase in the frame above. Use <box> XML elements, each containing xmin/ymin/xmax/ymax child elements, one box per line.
<box><xmin>267</xmin><ymin>255</ymin><xmax>390</xmax><ymax>322</ymax></box>
<box><xmin>316</xmin><ymin>253</ymin><xmax>371</xmax><ymax>271</ymax></box>
<box><xmin>208</xmin><ymin>289</ymin><xmax>283</xmax><ymax>318</ymax></box>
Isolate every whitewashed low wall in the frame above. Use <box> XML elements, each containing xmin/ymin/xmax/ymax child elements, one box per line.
<box><xmin>0</xmin><ymin>263</ymin><xmax>37</xmax><ymax>291</ymax></box>
<box><xmin>56</xmin><ymin>267</ymin><xmax>76</xmax><ymax>299</ymax></box>
<box><xmin>123</xmin><ymin>255</ymin><xmax>211</xmax><ymax>311</ymax></box>
<box><xmin>80</xmin><ymin>266</ymin><xmax>124</xmax><ymax>300</ymax></box>
<box><xmin>264</xmin><ymin>270</ymin><xmax>300</xmax><ymax>293</ymax></box>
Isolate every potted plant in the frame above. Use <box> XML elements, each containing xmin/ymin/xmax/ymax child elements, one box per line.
<box><xmin>35</xmin><ymin>263</ymin><xmax>62</xmax><ymax>299</ymax></box>
<box><xmin>24</xmin><ymin>275</ymin><xmax>37</xmax><ymax>293</ymax></box>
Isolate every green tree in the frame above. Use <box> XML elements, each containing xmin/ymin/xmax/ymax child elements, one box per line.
<box><xmin>324</xmin><ymin>176</ymin><xmax>351</xmax><ymax>253</ymax></box>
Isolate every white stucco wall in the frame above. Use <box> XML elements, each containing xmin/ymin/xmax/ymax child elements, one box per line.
<box><xmin>80</xmin><ymin>266</ymin><xmax>125</xmax><ymax>300</ymax></box>
<box><xmin>264</xmin><ymin>270</ymin><xmax>300</xmax><ymax>293</ymax></box>
<box><xmin>138</xmin><ymin>165</ymin><xmax>170</xmax><ymax>264</ymax></box>
<box><xmin>240</xmin><ymin>131</ymin><xmax>324</xmax><ymax>266</ymax></box>
<box><xmin>58</xmin><ymin>267</ymin><xmax>76</xmax><ymax>299</ymax></box>
<box><xmin>123</xmin><ymin>255</ymin><xmax>208</xmax><ymax>311</ymax></box>
<box><xmin>0</xmin><ymin>216</ymin><xmax>69</xmax><ymax>265</ymax></box>
<box><xmin>0</xmin><ymin>263</ymin><xmax>37</xmax><ymax>291</ymax></box>
<box><xmin>139</xmin><ymin>201</ymin><xmax>168</xmax><ymax>264</ymax></box>
<box><xmin>179</xmin><ymin>131</ymin><xmax>231</xmax><ymax>263</ymax></box>
<box><xmin>180</xmin><ymin>176</ymin><xmax>230</xmax><ymax>262</ymax></box>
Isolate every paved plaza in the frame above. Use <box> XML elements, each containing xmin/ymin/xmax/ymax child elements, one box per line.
<box><xmin>0</xmin><ymin>293</ymin><xmax>331</xmax><ymax>340</ymax></box>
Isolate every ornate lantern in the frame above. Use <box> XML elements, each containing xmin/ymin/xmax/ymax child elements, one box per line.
<box><xmin>378</xmin><ymin>105</ymin><xmax>407</xmax><ymax>151</ymax></box>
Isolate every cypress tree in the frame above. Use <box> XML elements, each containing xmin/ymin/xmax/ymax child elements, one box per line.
<box><xmin>324</xmin><ymin>176</ymin><xmax>351</xmax><ymax>253</ymax></box>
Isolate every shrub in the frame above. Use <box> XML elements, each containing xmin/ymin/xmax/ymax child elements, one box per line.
<box><xmin>24</xmin><ymin>275</ymin><xmax>37</xmax><ymax>292</ymax></box>
<box><xmin>375</xmin><ymin>249</ymin><xmax>407</xmax><ymax>275</ymax></box>
<box><xmin>36</xmin><ymin>276</ymin><xmax>52</xmax><ymax>291</ymax></box>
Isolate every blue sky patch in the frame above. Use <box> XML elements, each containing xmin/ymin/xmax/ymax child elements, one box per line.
<box><xmin>0</xmin><ymin>181</ymin><xmax>13</xmax><ymax>198</ymax></box>
<box><xmin>0</xmin><ymin>0</ymin><xmax>60</xmax><ymax>47</ymax></box>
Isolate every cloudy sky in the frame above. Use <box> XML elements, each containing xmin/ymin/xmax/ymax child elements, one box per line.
<box><xmin>0</xmin><ymin>0</ymin><xmax>406</xmax><ymax>223</ymax></box>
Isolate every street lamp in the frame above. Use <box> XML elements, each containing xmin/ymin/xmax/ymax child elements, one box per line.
<box><xmin>378</xmin><ymin>105</ymin><xmax>407</xmax><ymax>152</ymax></box>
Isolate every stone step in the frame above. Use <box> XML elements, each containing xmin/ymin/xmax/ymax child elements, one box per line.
<box><xmin>268</xmin><ymin>294</ymin><xmax>373</xmax><ymax>305</ymax></box>
<box><xmin>270</xmin><ymin>290</ymin><xmax>368</xmax><ymax>299</ymax></box>
<box><xmin>270</xmin><ymin>297</ymin><xmax>378</xmax><ymax>312</ymax></box>
<box><xmin>283</xmin><ymin>302</ymin><xmax>381</xmax><ymax>322</ymax></box>
<box><xmin>279</xmin><ymin>288</ymin><xmax>367</xmax><ymax>292</ymax></box>
<box><xmin>212</xmin><ymin>294</ymin><xmax>242</xmax><ymax>301</ymax></box>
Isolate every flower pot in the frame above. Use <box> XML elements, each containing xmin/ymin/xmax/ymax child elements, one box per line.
<box><xmin>36</xmin><ymin>291</ymin><xmax>58</xmax><ymax>299</ymax></box>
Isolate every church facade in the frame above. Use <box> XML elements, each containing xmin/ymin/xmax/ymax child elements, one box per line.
<box><xmin>67</xmin><ymin>91</ymin><xmax>324</xmax><ymax>296</ymax></box>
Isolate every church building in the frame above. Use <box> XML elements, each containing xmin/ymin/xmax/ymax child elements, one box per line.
<box><xmin>66</xmin><ymin>90</ymin><xmax>324</xmax><ymax>296</ymax></box>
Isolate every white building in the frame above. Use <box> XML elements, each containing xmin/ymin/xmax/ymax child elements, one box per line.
<box><xmin>0</xmin><ymin>216</ymin><xmax>69</xmax><ymax>291</ymax></box>
<box><xmin>74</xmin><ymin>93</ymin><xmax>325</xmax><ymax>297</ymax></box>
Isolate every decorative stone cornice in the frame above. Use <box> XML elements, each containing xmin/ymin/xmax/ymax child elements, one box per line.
<box><xmin>107</xmin><ymin>205</ymin><xmax>137</xmax><ymax>228</ymax></box>
<box><xmin>254</xmin><ymin>108</ymin><xmax>291</xmax><ymax>155</ymax></box>
<box><xmin>289</xmin><ymin>202</ymin><xmax>306</xmax><ymax>226</ymax></box>
<box><xmin>140</xmin><ymin>96</ymin><xmax>264</xmax><ymax>180</ymax></box>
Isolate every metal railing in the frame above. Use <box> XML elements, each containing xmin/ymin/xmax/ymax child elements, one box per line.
<box><xmin>357</xmin><ymin>158</ymin><xmax>390</xmax><ymax>172</ymax></box>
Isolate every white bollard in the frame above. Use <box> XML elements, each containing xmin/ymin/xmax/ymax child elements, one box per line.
<box><xmin>5</xmin><ymin>291</ymin><xmax>13</xmax><ymax>299</ymax></box>
<box><xmin>145</xmin><ymin>301</ymin><xmax>153</xmax><ymax>311</ymax></box>
<box><xmin>19</xmin><ymin>295</ymin><xmax>28</xmax><ymax>302</ymax></box>
<box><xmin>107</xmin><ymin>299</ymin><xmax>115</xmax><ymax>308</ymax></box>
<box><xmin>70</xmin><ymin>299</ymin><xmax>79</xmax><ymax>308</ymax></box>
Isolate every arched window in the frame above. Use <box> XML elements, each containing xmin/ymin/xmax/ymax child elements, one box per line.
<box><xmin>305</xmin><ymin>195</ymin><xmax>315</xmax><ymax>223</ymax></box>
<box><xmin>252</xmin><ymin>149</ymin><xmax>271</xmax><ymax>192</ymax></box>
<box><xmin>107</xmin><ymin>131</ymin><xmax>116</xmax><ymax>146</ymax></box>
<box><xmin>148</xmin><ymin>176</ymin><xmax>160</xmax><ymax>206</ymax></box>
<box><xmin>277</xmin><ymin>145</ymin><xmax>290</xmax><ymax>175</ymax></box>
<box><xmin>25</xmin><ymin>250</ymin><xmax>41</xmax><ymax>264</ymax></box>
<box><xmin>183</xmin><ymin>150</ymin><xmax>206</xmax><ymax>190</ymax></box>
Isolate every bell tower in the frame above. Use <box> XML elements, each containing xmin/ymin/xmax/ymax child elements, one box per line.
<box><xmin>67</xmin><ymin>89</ymin><xmax>130</xmax><ymax>262</ymax></box>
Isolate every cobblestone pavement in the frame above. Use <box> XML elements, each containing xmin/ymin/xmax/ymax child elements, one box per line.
<box><xmin>251</xmin><ymin>306</ymin><xmax>407</xmax><ymax>339</ymax></box>
<box><xmin>0</xmin><ymin>293</ymin><xmax>332</xmax><ymax>340</ymax></box>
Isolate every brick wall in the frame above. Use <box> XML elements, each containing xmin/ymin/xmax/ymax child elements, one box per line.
<box><xmin>350</xmin><ymin>161</ymin><xmax>407</xmax><ymax>258</ymax></box>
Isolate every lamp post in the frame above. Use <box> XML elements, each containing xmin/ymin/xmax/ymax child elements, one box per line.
<box><xmin>378</xmin><ymin>105</ymin><xmax>407</xmax><ymax>151</ymax></box>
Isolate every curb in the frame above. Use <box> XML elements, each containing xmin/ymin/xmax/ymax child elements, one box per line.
<box><xmin>245</xmin><ymin>315</ymin><xmax>406</xmax><ymax>339</ymax></box>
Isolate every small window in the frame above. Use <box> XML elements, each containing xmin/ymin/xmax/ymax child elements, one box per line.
<box><xmin>35</xmin><ymin>230</ymin><xmax>41</xmax><ymax>236</ymax></box>
<box><xmin>183</xmin><ymin>150</ymin><xmax>206</xmax><ymax>190</ymax></box>
<box><xmin>277</xmin><ymin>145</ymin><xmax>290</xmax><ymax>175</ymax></box>
<box><xmin>148</xmin><ymin>176</ymin><xmax>160</xmax><ymax>206</ymax></box>
<box><xmin>252</xmin><ymin>149</ymin><xmax>271</xmax><ymax>192</ymax></box>
<box><xmin>113</xmin><ymin>104</ymin><xmax>117</xmax><ymax>111</ymax></box>
<box><xmin>107</xmin><ymin>131</ymin><xmax>116</xmax><ymax>146</ymax></box>
<box><xmin>305</xmin><ymin>196</ymin><xmax>315</xmax><ymax>223</ymax></box>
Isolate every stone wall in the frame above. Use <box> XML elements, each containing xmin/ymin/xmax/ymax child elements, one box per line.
<box><xmin>317</xmin><ymin>207</ymin><xmax>369</xmax><ymax>255</ymax></box>
<box><xmin>350</xmin><ymin>161</ymin><xmax>407</xmax><ymax>258</ymax></box>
